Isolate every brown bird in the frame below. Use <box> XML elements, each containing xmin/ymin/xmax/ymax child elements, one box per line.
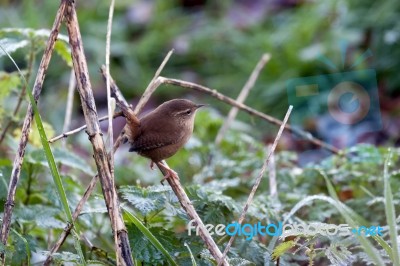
<box><xmin>127</xmin><ymin>99</ymin><xmax>204</xmax><ymax>181</ymax></box>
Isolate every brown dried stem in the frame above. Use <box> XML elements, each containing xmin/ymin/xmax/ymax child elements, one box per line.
<box><xmin>105</xmin><ymin>0</ymin><xmax>118</xmax><ymax>260</ymax></box>
<box><xmin>218</xmin><ymin>105</ymin><xmax>293</xmax><ymax>265</ymax></box>
<box><xmin>133</xmin><ymin>49</ymin><xmax>174</xmax><ymax>115</ymax></box>
<box><xmin>160</xmin><ymin>77</ymin><xmax>339</xmax><ymax>154</ymax></box>
<box><xmin>0</xmin><ymin>1</ymin><xmax>67</xmax><ymax>263</ymax></box>
<box><xmin>63</xmin><ymin>0</ymin><xmax>133</xmax><ymax>265</ymax></box>
<box><xmin>156</xmin><ymin>162</ymin><xmax>229</xmax><ymax>265</ymax></box>
<box><xmin>49</xmin><ymin>112</ymin><xmax>123</xmax><ymax>143</ymax></box>
<box><xmin>62</xmin><ymin>69</ymin><xmax>76</xmax><ymax>135</ymax></box>
<box><xmin>215</xmin><ymin>53</ymin><xmax>271</xmax><ymax>145</ymax></box>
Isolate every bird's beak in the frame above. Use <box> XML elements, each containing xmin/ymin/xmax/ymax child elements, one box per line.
<box><xmin>195</xmin><ymin>104</ymin><xmax>207</xmax><ymax>109</ymax></box>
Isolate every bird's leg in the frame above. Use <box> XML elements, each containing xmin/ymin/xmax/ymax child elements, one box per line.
<box><xmin>156</xmin><ymin>161</ymin><xmax>179</xmax><ymax>185</ymax></box>
<box><xmin>150</xmin><ymin>161</ymin><xmax>155</xmax><ymax>170</ymax></box>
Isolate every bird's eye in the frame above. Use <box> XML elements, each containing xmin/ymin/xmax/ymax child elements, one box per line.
<box><xmin>185</xmin><ymin>110</ymin><xmax>192</xmax><ymax>115</ymax></box>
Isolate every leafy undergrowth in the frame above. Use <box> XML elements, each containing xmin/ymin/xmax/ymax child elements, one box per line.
<box><xmin>0</xmin><ymin>107</ymin><xmax>399</xmax><ymax>265</ymax></box>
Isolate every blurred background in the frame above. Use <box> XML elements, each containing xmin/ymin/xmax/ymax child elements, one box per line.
<box><xmin>1</xmin><ymin>0</ymin><xmax>399</xmax><ymax>157</ymax></box>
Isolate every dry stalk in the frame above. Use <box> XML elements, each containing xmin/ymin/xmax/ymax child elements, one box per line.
<box><xmin>155</xmin><ymin>162</ymin><xmax>229</xmax><ymax>265</ymax></box>
<box><xmin>0</xmin><ymin>1</ymin><xmax>67</xmax><ymax>263</ymax></box>
<box><xmin>215</xmin><ymin>53</ymin><xmax>271</xmax><ymax>145</ymax></box>
<box><xmin>63</xmin><ymin>0</ymin><xmax>133</xmax><ymax>265</ymax></box>
<box><xmin>218</xmin><ymin>105</ymin><xmax>293</xmax><ymax>265</ymax></box>
<box><xmin>105</xmin><ymin>0</ymin><xmax>118</xmax><ymax>262</ymax></box>
<box><xmin>133</xmin><ymin>49</ymin><xmax>174</xmax><ymax>115</ymax></box>
<box><xmin>62</xmin><ymin>69</ymin><xmax>76</xmax><ymax>134</ymax></box>
<box><xmin>268</xmin><ymin>144</ymin><xmax>277</xmax><ymax>198</ymax></box>
<box><xmin>49</xmin><ymin>112</ymin><xmax>123</xmax><ymax>143</ymax></box>
<box><xmin>160</xmin><ymin>77</ymin><xmax>339</xmax><ymax>154</ymax></box>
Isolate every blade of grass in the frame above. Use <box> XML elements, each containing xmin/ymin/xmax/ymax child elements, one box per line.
<box><xmin>184</xmin><ymin>242</ymin><xmax>198</xmax><ymax>266</ymax></box>
<box><xmin>383</xmin><ymin>150</ymin><xmax>400</xmax><ymax>265</ymax></box>
<box><xmin>0</xmin><ymin>45</ymin><xmax>86</xmax><ymax>265</ymax></box>
<box><xmin>319</xmin><ymin>169</ymin><xmax>386</xmax><ymax>266</ymax></box>
<box><xmin>318</xmin><ymin>169</ymin><xmax>393</xmax><ymax>260</ymax></box>
<box><xmin>122</xmin><ymin>206</ymin><xmax>178</xmax><ymax>266</ymax></box>
<box><xmin>10</xmin><ymin>228</ymin><xmax>30</xmax><ymax>265</ymax></box>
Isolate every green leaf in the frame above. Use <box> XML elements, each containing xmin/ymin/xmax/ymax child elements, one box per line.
<box><xmin>0</xmin><ymin>38</ymin><xmax>29</xmax><ymax>57</ymax></box>
<box><xmin>15</xmin><ymin>205</ymin><xmax>64</xmax><ymax>229</ymax></box>
<box><xmin>271</xmin><ymin>240</ymin><xmax>296</xmax><ymax>261</ymax></box>
<box><xmin>228</xmin><ymin>257</ymin><xmax>255</xmax><ymax>266</ymax></box>
<box><xmin>0</xmin><ymin>242</ymin><xmax>14</xmax><ymax>263</ymax></box>
<box><xmin>120</xmin><ymin>185</ymin><xmax>175</xmax><ymax>217</ymax></box>
<box><xmin>10</xmin><ymin>228</ymin><xmax>32</xmax><ymax>265</ymax></box>
<box><xmin>54</xmin><ymin>40</ymin><xmax>72</xmax><ymax>67</ymax></box>
<box><xmin>0</xmin><ymin>28</ymin><xmax>69</xmax><ymax>43</ymax></box>
<box><xmin>13</xmin><ymin>120</ymin><xmax>55</xmax><ymax>147</ymax></box>
<box><xmin>0</xmin><ymin>28</ymin><xmax>70</xmax><ymax>66</ymax></box>
<box><xmin>123</xmin><ymin>207</ymin><xmax>178</xmax><ymax>266</ymax></box>
<box><xmin>0</xmin><ymin>71</ymin><xmax>21</xmax><ymax>99</ymax></box>
<box><xmin>51</xmin><ymin>251</ymin><xmax>81</xmax><ymax>263</ymax></box>
<box><xmin>26</xmin><ymin>148</ymin><xmax>95</xmax><ymax>175</ymax></box>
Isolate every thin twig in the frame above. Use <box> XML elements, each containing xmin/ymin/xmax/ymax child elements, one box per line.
<box><xmin>62</xmin><ymin>69</ymin><xmax>76</xmax><ymax>134</ymax></box>
<box><xmin>218</xmin><ymin>105</ymin><xmax>293</xmax><ymax>265</ymax></box>
<box><xmin>155</xmin><ymin>162</ymin><xmax>229</xmax><ymax>265</ymax></box>
<box><xmin>105</xmin><ymin>0</ymin><xmax>118</xmax><ymax>262</ymax></box>
<box><xmin>160</xmin><ymin>77</ymin><xmax>339</xmax><ymax>154</ymax></box>
<box><xmin>49</xmin><ymin>112</ymin><xmax>123</xmax><ymax>143</ymax></box>
<box><xmin>64</xmin><ymin>0</ymin><xmax>133</xmax><ymax>265</ymax></box>
<box><xmin>0</xmin><ymin>1</ymin><xmax>67</xmax><ymax>263</ymax></box>
<box><xmin>268</xmin><ymin>144</ymin><xmax>277</xmax><ymax>198</ymax></box>
<box><xmin>215</xmin><ymin>53</ymin><xmax>270</xmax><ymax>145</ymax></box>
<box><xmin>133</xmin><ymin>49</ymin><xmax>174</xmax><ymax>115</ymax></box>
<box><xmin>100</xmin><ymin>65</ymin><xmax>130</xmax><ymax>107</ymax></box>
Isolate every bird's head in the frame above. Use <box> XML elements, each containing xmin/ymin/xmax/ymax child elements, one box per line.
<box><xmin>157</xmin><ymin>99</ymin><xmax>205</xmax><ymax>124</ymax></box>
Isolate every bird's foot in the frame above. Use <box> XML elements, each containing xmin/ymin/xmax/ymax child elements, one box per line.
<box><xmin>157</xmin><ymin>163</ymin><xmax>179</xmax><ymax>185</ymax></box>
<box><xmin>150</xmin><ymin>161</ymin><xmax>155</xmax><ymax>170</ymax></box>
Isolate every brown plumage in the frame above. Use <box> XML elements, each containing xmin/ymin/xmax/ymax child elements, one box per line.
<box><xmin>128</xmin><ymin>99</ymin><xmax>204</xmax><ymax>167</ymax></box>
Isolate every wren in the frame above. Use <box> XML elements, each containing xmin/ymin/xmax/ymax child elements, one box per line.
<box><xmin>127</xmin><ymin>99</ymin><xmax>204</xmax><ymax>180</ymax></box>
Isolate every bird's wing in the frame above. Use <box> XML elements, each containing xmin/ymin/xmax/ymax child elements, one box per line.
<box><xmin>129</xmin><ymin>114</ymin><xmax>184</xmax><ymax>152</ymax></box>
